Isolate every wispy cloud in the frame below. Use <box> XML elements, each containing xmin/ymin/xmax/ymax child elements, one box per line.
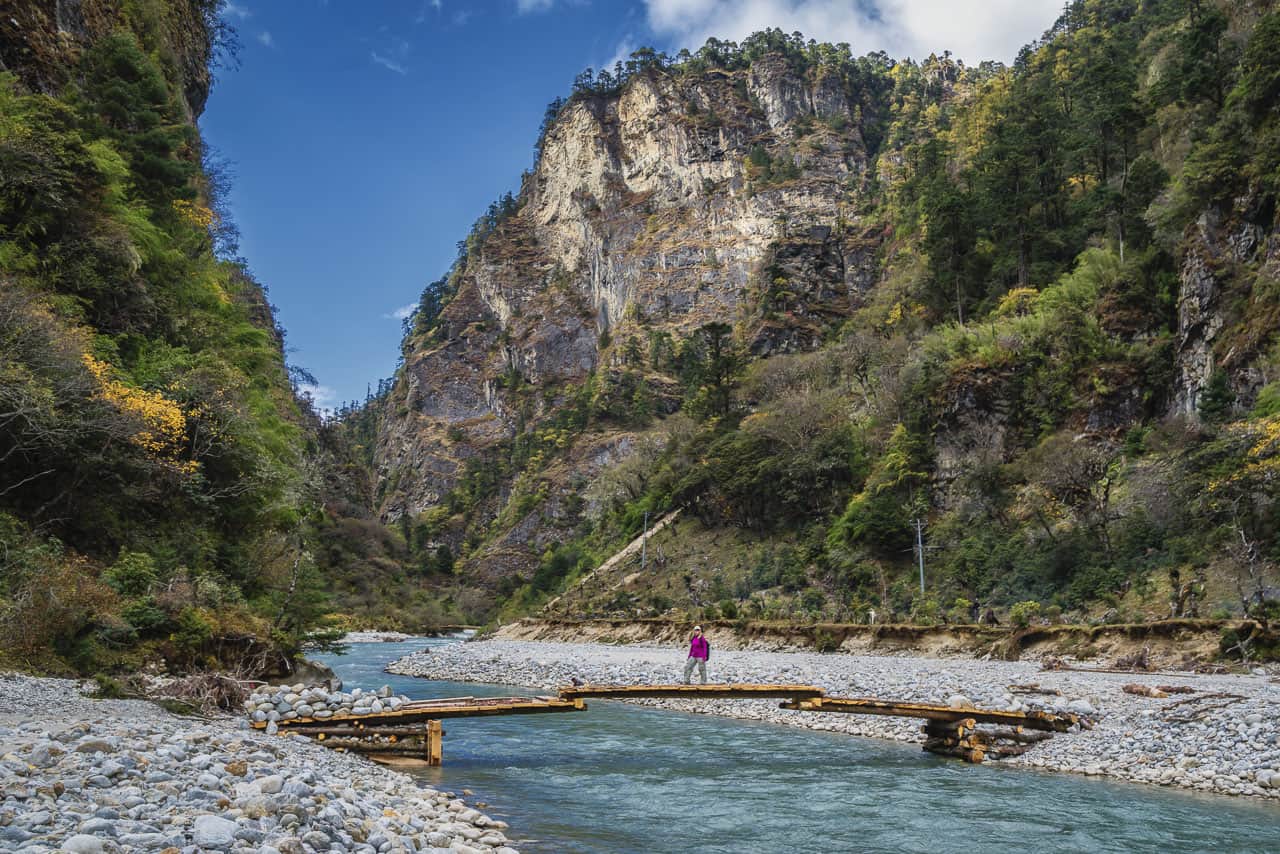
<box><xmin>256</xmin><ymin>30</ymin><xmax>274</xmax><ymax>47</ymax></box>
<box><xmin>371</xmin><ymin>51</ymin><xmax>407</xmax><ymax>74</ymax></box>
<box><xmin>298</xmin><ymin>383</ymin><xmax>338</xmax><ymax>413</ymax></box>
<box><xmin>642</xmin><ymin>0</ymin><xmax>1064</xmax><ymax>64</ymax></box>
<box><xmin>370</xmin><ymin>35</ymin><xmax>412</xmax><ymax>74</ymax></box>
<box><xmin>385</xmin><ymin>303</ymin><xmax>418</xmax><ymax>320</ymax></box>
<box><xmin>605</xmin><ymin>36</ymin><xmax>639</xmax><ymax>73</ymax></box>
<box><xmin>517</xmin><ymin>0</ymin><xmax>555</xmax><ymax>12</ymax></box>
<box><xmin>223</xmin><ymin>2</ymin><xmax>251</xmax><ymax>20</ymax></box>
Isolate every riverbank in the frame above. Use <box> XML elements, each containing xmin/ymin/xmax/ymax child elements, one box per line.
<box><xmin>491</xmin><ymin>617</ymin><xmax>1262</xmax><ymax>664</ymax></box>
<box><xmin>0</xmin><ymin>673</ymin><xmax>517</xmax><ymax>853</ymax></box>
<box><xmin>388</xmin><ymin>639</ymin><xmax>1280</xmax><ymax>801</ymax></box>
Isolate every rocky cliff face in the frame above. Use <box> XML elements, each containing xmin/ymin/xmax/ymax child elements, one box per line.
<box><xmin>376</xmin><ymin>58</ymin><xmax>888</xmax><ymax>534</ymax></box>
<box><xmin>1171</xmin><ymin>204</ymin><xmax>1280</xmax><ymax>416</ymax></box>
<box><xmin>0</xmin><ymin>0</ymin><xmax>214</xmax><ymax>117</ymax></box>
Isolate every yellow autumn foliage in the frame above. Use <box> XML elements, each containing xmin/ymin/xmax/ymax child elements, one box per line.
<box><xmin>1208</xmin><ymin>414</ymin><xmax>1280</xmax><ymax>493</ymax></box>
<box><xmin>82</xmin><ymin>354</ymin><xmax>198</xmax><ymax>474</ymax></box>
<box><xmin>171</xmin><ymin>198</ymin><xmax>216</xmax><ymax>231</ymax></box>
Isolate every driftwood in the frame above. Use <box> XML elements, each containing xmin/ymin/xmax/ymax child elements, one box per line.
<box><xmin>1008</xmin><ymin>683</ymin><xmax>1063</xmax><ymax>697</ymax></box>
<box><xmin>1041</xmin><ymin>657</ymin><xmax>1203</xmax><ymax>678</ymax></box>
<box><xmin>1114</xmin><ymin>646</ymin><xmax>1153</xmax><ymax>671</ymax></box>
<box><xmin>1123</xmin><ymin>683</ymin><xmax>1169</xmax><ymax>698</ymax></box>
<box><xmin>1161</xmin><ymin>692</ymin><xmax>1246</xmax><ymax>723</ymax></box>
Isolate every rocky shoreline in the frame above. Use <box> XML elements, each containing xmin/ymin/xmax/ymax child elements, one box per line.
<box><xmin>0</xmin><ymin>674</ymin><xmax>518</xmax><ymax>853</ymax></box>
<box><xmin>388</xmin><ymin>639</ymin><xmax>1280</xmax><ymax>801</ymax></box>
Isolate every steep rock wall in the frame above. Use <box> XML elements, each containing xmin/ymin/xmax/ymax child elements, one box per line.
<box><xmin>376</xmin><ymin>59</ymin><xmax>887</xmax><ymax>534</ymax></box>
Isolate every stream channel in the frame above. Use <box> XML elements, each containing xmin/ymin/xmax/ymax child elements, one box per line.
<box><xmin>312</xmin><ymin>637</ymin><xmax>1279</xmax><ymax>853</ymax></box>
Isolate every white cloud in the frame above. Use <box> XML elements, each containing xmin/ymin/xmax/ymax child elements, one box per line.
<box><xmin>642</xmin><ymin>0</ymin><xmax>1064</xmax><ymax>64</ymax></box>
<box><xmin>605</xmin><ymin>36</ymin><xmax>639</xmax><ymax>73</ymax></box>
<box><xmin>385</xmin><ymin>303</ymin><xmax>418</xmax><ymax>320</ymax></box>
<box><xmin>298</xmin><ymin>383</ymin><xmax>338</xmax><ymax>413</ymax></box>
<box><xmin>517</xmin><ymin>0</ymin><xmax>556</xmax><ymax>12</ymax></box>
<box><xmin>256</xmin><ymin>30</ymin><xmax>274</xmax><ymax>47</ymax></box>
<box><xmin>371</xmin><ymin>36</ymin><xmax>411</xmax><ymax>74</ymax></box>
<box><xmin>223</xmin><ymin>2</ymin><xmax>251</xmax><ymax>20</ymax></box>
<box><xmin>371</xmin><ymin>51</ymin><xmax>408</xmax><ymax>73</ymax></box>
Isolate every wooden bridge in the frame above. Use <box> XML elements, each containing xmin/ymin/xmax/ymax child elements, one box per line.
<box><xmin>252</xmin><ymin>683</ymin><xmax>1082</xmax><ymax>766</ymax></box>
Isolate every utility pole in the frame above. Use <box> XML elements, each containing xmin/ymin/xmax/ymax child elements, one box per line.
<box><xmin>915</xmin><ymin>517</ymin><xmax>926</xmax><ymax>594</ymax></box>
<box><xmin>641</xmin><ymin>511</ymin><xmax>649</xmax><ymax>571</ymax></box>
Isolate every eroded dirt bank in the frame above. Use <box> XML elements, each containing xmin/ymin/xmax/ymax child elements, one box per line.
<box><xmin>491</xmin><ymin>617</ymin><xmax>1269</xmax><ymax>666</ymax></box>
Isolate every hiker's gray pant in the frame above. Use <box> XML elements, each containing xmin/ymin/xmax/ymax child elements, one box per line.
<box><xmin>683</xmin><ymin>657</ymin><xmax>707</xmax><ymax>683</ymax></box>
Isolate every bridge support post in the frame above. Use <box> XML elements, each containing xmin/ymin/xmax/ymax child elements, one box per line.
<box><xmin>426</xmin><ymin>719</ymin><xmax>443</xmax><ymax>766</ymax></box>
<box><xmin>922</xmin><ymin>717</ymin><xmax>986</xmax><ymax>763</ymax></box>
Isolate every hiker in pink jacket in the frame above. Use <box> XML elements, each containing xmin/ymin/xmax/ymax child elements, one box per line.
<box><xmin>682</xmin><ymin>625</ymin><xmax>710</xmax><ymax>684</ymax></box>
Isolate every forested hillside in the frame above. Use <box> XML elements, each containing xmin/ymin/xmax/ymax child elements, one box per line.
<box><xmin>372</xmin><ymin>0</ymin><xmax>1280</xmax><ymax>643</ymax></box>
<box><xmin>0</xmin><ymin>1</ymin><xmax>450</xmax><ymax>674</ymax></box>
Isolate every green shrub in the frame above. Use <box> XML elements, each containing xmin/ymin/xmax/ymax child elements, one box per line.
<box><xmin>910</xmin><ymin>596</ymin><xmax>941</xmax><ymax>626</ymax></box>
<box><xmin>813</xmin><ymin>629</ymin><xmax>841</xmax><ymax>653</ymax></box>
<box><xmin>104</xmin><ymin>552</ymin><xmax>158</xmax><ymax>597</ymax></box>
<box><xmin>121</xmin><ymin>596</ymin><xmax>168</xmax><ymax>633</ymax></box>
<box><xmin>946</xmin><ymin>597</ymin><xmax>973</xmax><ymax>624</ymax></box>
<box><xmin>89</xmin><ymin>674</ymin><xmax>129</xmax><ymax>698</ymax></box>
<box><xmin>169</xmin><ymin>607</ymin><xmax>214</xmax><ymax>661</ymax></box>
<box><xmin>1009</xmin><ymin>600</ymin><xmax>1043</xmax><ymax>628</ymax></box>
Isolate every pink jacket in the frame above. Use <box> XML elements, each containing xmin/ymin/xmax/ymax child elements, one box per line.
<box><xmin>688</xmin><ymin>635</ymin><xmax>709</xmax><ymax>660</ymax></box>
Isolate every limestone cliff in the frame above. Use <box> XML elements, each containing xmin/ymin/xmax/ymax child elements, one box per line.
<box><xmin>376</xmin><ymin>57</ymin><xmax>890</xmax><ymax>545</ymax></box>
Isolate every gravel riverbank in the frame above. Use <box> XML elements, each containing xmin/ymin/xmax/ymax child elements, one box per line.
<box><xmin>0</xmin><ymin>674</ymin><xmax>517</xmax><ymax>854</ymax></box>
<box><xmin>389</xmin><ymin>639</ymin><xmax>1280</xmax><ymax>801</ymax></box>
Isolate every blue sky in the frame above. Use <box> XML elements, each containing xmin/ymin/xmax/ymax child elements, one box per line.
<box><xmin>200</xmin><ymin>0</ymin><xmax>1063</xmax><ymax>411</ymax></box>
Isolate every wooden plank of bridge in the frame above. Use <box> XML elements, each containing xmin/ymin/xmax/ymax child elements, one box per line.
<box><xmin>558</xmin><ymin>684</ymin><xmax>826</xmax><ymax>701</ymax></box>
<box><xmin>252</xmin><ymin>696</ymin><xmax>586</xmax><ymax>730</ymax></box>
<box><xmin>779</xmin><ymin>696</ymin><xmax>1079</xmax><ymax>732</ymax></box>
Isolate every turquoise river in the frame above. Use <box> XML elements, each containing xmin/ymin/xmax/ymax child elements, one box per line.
<box><xmin>312</xmin><ymin>638</ymin><xmax>1278</xmax><ymax>854</ymax></box>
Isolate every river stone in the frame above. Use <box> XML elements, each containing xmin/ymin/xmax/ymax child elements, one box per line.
<box><xmin>62</xmin><ymin>834</ymin><xmax>110</xmax><ymax>854</ymax></box>
<box><xmin>948</xmin><ymin>694</ymin><xmax>972</xmax><ymax>709</ymax></box>
<box><xmin>0</xmin><ymin>827</ymin><xmax>32</xmax><ymax>843</ymax></box>
<box><xmin>257</xmin><ymin>775</ymin><xmax>284</xmax><ymax>794</ymax></box>
<box><xmin>1067</xmin><ymin>699</ymin><xmax>1097</xmax><ymax>716</ymax></box>
<box><xmin>193</xmin><ymin>814</ymin><xmax>237</xmax><ymax>849</ymax></box>
<box><xmin>74</xmin><ymin>737</ymin><xmax>117</xmax><ymax>754</ymax></box>
<box><xmin>28</xmin><ymin>743</ymin><xmax>63</xmax><ymax>768</ymax></box>
<box><xmin>78</xmin><ymin>817</ymin><xmax>118</xmax><ymax>837</ymax></box>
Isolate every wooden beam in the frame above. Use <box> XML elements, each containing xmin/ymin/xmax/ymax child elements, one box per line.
<box><xmin>558</xmin><ymin>683</ymin><xmax>826</xmax><ymax>701</ymax></box>
<box><xmin>253</xmin><ymin>696</ymin><xmax>585</xmax><ymax>729</ymax></box>
<box><xmin>427</xmin><ymin>720</ymin><xmax>442</xmax><ymax>767</ymax></box>
<box><xmin>780</xmin><ymin>697</ymin><xmax>1079</xmax><ymax>732</ymax></box>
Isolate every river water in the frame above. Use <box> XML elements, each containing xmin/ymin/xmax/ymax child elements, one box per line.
<box><xmin>312</xmin><ymin>638</ymin><xmax>1279</xmax><ymax>854</ymax></box>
